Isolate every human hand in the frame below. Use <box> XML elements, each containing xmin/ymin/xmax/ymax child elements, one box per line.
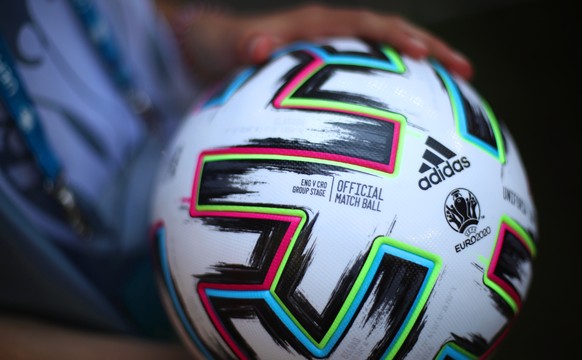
<box><xmin>161</xmin><ymin>3</ymin><xmax>473</xmax><ymax>85</ymax></box>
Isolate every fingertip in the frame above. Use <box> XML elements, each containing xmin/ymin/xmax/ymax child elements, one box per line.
<box><xmin>450</xmin><ymin>52</ymin><xmax>474</xmax><ymax>80</ymax></box>
<box><xmin>459</xmin><ymin>64</ymin><xmax>474</xmax><ymax>81</ymax></box>
<box><xmin>246</xmin><ymin>35</ymin><xmax>282</xmax><ymax>64</ymax></box>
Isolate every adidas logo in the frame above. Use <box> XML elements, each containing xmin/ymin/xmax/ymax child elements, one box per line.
<box><xmin>417</xmin><ymin>136</ymin><xmax>470</xmax><ymax>190</ymax></box>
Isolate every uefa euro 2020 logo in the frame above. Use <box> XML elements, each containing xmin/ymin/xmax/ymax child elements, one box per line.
<box><xmin>444</xmin><ymin>188</ymin><xmax>481</xmax><ymax>236</ymax></box>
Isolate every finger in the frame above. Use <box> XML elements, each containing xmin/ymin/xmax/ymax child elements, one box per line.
<box><xmin>246</xmin><ymin>34</ymin><xmax>284</xmax><ymax>64</ymax></box>
<box><xmin>294</xmin><ymin>6</ymin><xmax>474</xmax><ymax>79</ymax></box>
<box><xmin>402</xmin><ymin>25</ymin><xmax>474</xmax><ymax>79</ymax></box>
<box><xmin>236</xmin><ymin>5</ymin><xmax>474</xmax><ymax>79</ymax></box>
<box><xmin>347</xmin><ymin>11</ymin><xmax>432</xmax><ymax>59</ymax></box>
<box><xmin>280</xmin><ymin>7</ymin><xmax>431</xmax><ymax>58</ymax></box>
<box><xmin>236</xmin><ymin>6</ymin><xmax>417</xmax><ymax>61</ymax></box>
<box><xmin>345</xmin><ymin>11</ymin><xmax>473</xmax><ymax>79</ymax></box>
<box><xmin>419</xmin><ymin>36</ymin><xmax>474</xmax><ymax>79</ymax></box>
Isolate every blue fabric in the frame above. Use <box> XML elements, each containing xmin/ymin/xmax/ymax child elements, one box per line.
<box><xmin>0</xmin><ymin>0</ymin><xmax>197</xmax><ymax>339</ymax></box>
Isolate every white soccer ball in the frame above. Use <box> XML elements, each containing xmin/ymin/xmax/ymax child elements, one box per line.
<box><xmin>150</xmin><ymin>37</ymin><xmax>538</xmax><ymax>360</ymax></box>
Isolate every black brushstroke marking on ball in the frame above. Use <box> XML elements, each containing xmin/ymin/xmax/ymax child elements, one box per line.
<box><xmin>197</xmin><ymin>160</ymin><xmax>259</xmax><ymax>204</ymax></box>
<box><xmin>280</xmin><ymin>50</ymin><xmax>314</xmax><ymax>84</ymax></box>
<box><xmin>294</xmin><ymin>65</ymin><xmax>389</xmax><ymax>110</ymax></box>
<box><xmin>365</xmin><ymin>256</ymin><xmax>428</xmax><ymax>327</ymax></box>
<box><xmin>244</xmin><ymin>115</ymin><xmax>394</xmax><ymax>164</ymax></box>
<box><xmin>365</xmin><ymin>257</ymin><xmax>428</xmax><ymax>360</ymax></box>
<box><xmin>472</xmin><ymin>263</ymin><xmax>515</xmax><ymax>320</ymax></box>
<box><xmin>392</xmin><ymin>308</ymin><xmax>427</xmax><ymax>360</ymax></box>
<box><xmin>152</xmin><ymin>227</ymin><xmax>231</xmax><ymax>360</ymax></box>
<box><xmin>274</xmin><ymin>214</ymin><xmax>331</xmax><ymax>342</ymax></box>
<box><xmin>211</xmin><ymin>298</ymin><xmax>314</xmax><ymax>359</ymax></box>
<box><xmin>279</xmin><ymin>39</ymin><xmax>394</xmax><ymax>87</ymax></box>
<box><xmin>320</xmin><ymin>42</ymin><xmax>390</xmax><ymax>59</ymax></box>
<box><xmin>450</xmin><ymin>332</ymin><xmax>491</xmax><ymax>358</ymax></box>
<box><xmin>194</xmin><ymin>213</ymin><xmax>317</xmax><ymax>358</ymax></box>
<box><xmin>494</xmin><ymin>228</ymin><xmax>532</xmax><ymax>300</ymax></box>
<box><xmin>197</xmin><ymin>217</ymin><xmax>292</xmax><ymax>285</ymax></box>
<box><xmin>194</xmin><ymin>209</ymin><xmax>433</xmax><ymax>357</ymax></box>
<box><xmin>458</xmin><ymin>88</ymin><xmax>498</xmax><ymax>151</ymax></box>
<box><xmin>198</xmin><ymin>159</ymin><xmax>347</xmax><ymax>205</ymax></box>
<box><xmin>431</xmin><ymin>64</ymin><xmax>500</xmax><ymax>157</ymax></box>
<box><xmin>483</xmin><ymin>279</ymin><xmax>514</xmax><ymax>319</ymax></box>
<box><xmin>196</xmin><ymin>214</ymin><xmax>310</xmax><ymax>358</ymax></box>
<box><xmin>286</xmin><ymin>64</ymin><xmax>397</xmax><ymax>166</ymax></box>
<box><xmin>276</xmin><ymin>232</ymin><xmax>430</xmax><ymax>346</ymax></box>
<box><xmin>499</xmin><ymin>122</ymin><xmax>509</xmax><ymax>157</ymax></box>
<box><xmin>270</xmin><ymin>48</ymin><xmax>403</xmax><ymax>170</ymax></box>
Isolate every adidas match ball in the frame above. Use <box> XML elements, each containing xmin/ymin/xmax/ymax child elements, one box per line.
<box><xmin>150</xmin><ymin>37</ymin><xmax>538</xmax><ymax>359</ymax></box>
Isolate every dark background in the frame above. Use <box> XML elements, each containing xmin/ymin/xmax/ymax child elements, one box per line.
<box><xmin>222</xmin><ymin>0</ymin><xmax>581</xmax><ymax>358</ymax></box>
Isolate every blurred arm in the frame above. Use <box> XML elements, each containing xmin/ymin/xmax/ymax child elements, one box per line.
<box><xmin>0</xmin><ymin>315</ymin><xmax>192</xmax><ymax>360</ymax></box>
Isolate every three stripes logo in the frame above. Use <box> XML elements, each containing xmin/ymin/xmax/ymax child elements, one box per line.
<box><xmin>418</xmin><ymin>136</ymin><xmax>471</xmax><ymax>190</ymax></box>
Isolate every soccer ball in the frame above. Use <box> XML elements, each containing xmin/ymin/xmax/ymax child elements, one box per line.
<box><xmin>150</xmin><ymin>37</ymin><xmax>538</xmax><ymax>359</ymax></box>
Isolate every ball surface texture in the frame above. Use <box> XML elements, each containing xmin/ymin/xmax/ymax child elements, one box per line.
<box><xmin>151</xmin><ymin>37</ymin><xmax>538</xmax><ymax>360</ymax></box>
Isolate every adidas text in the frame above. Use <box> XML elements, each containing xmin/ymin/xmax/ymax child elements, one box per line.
<box><xmin>418</xmin><ymin>157</ymin><xmax>471</xmax><ymax>190</ymax></box>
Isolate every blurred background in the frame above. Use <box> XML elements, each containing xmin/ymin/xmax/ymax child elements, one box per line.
<box><xmin>219</xmin><ymin>0</ymin><xmax>581</xmax><ymax>358</ymax></box>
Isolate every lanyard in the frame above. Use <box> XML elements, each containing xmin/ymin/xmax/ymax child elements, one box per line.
<box><xmin>69</xmin><ymin>0</ymin><xmax>160</xmax><ymax>131</ymax></box>
<box><xmin>0</xmin><ymin>38</ymin><xmax>91</xmax><ymax>238</ymax></box>
<box><xmin>1</xmin><ymin>1</ymin><xmax>165</xmax><ymax>238</ymax></box>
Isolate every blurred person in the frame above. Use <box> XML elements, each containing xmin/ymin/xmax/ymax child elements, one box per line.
<box><xmin>0</xmin><ymin>0</ymin><xmax>472</xmax><ymax>358</ymax></box>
